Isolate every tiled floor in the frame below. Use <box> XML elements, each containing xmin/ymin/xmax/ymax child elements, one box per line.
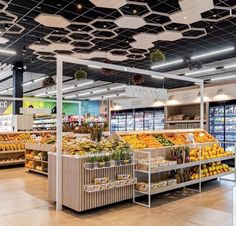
<box><xmin>0</xmin><ymin>168</ymin><xmax>235</xmax><ymax>226</ymax></box>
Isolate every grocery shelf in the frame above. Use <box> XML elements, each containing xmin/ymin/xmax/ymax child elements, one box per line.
<box><xmin>27</xmin><ymin>168</ymin><xmax>48</xmax><ymax>175</ymax></box>
<box><xmin>166</xmin><ymin>120</ymin><xmax>206</xmax><ymax>124</ymax></box>
<box><xmin>135</xmin><ymin>155</ymin><xmax>235</xmax><ymax>174</ymax></box>
<box><xmin>0</xmin><ymin>150</ymin><xmax>25</xmax><ymax>154</ymax></box>
<box><xmin>0</xmin><ymin>160</ymin><xmax>24</xmax><ymax>166</ymax></box>
<box><xmin>135</xmin><ymin>170</ymin><xmax>235</xmax><ymax>196</ymax></box>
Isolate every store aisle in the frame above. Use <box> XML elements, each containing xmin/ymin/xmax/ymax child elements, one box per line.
<box><xmin>0</xmin><ymin>168</ymin><xmax>234</xmax><ymax>226</ymax></box>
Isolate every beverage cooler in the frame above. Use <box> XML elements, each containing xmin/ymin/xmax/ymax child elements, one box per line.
<box><xmin>110</xmin><ymin>107</ymin><xmax>164</xmax><ymax>132</ymax></box>
<box><xmin>209</xmin><ymin>101</ymin><xmax>236</xmax><ymax>151</ymax></box>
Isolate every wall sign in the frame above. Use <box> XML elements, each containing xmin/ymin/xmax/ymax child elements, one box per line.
<box><xmin>125</xmin><ymin>86</ymin><xmax>168</xmax><ymax>100</ymax></box>
<box><xmin>0</xmin><ymin>100</ymin><xmax>12</xmax><ymax>114</ymax></box>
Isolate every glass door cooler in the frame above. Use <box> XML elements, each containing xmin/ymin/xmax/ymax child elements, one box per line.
<box><xmin>154</xmin><ymin>109</ymin><xmax>165</xmax><ymax>130</ymax></box>
<box><xmin>135</xmin><ymin>110</ymin><xmax>144</xmax><ymax>131</ymax></box>
<box><xmin>144</xmin><ymin>110</ymin><xmax>154</xmax><ymax>130</ymax></box>
<box><xmin>127</xmin><ymin>111</ymin><xmax>135</xmax><ymax>131</ymax></box>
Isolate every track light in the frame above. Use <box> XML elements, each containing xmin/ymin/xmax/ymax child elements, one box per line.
<box><xmin>224</xmin><ymin>64</ymin><xmax>236</xmax><ymax>69</ymax></box>
<box><xmin>88</xmin><ymin>65</ymin><xmax>102</xmax><ymax>69</ymax></box>
<box><xmin>22</xmin><ymin>81</ymin><xmax>33</xmax><ymax>87</ymax></box>
<box><xmin>76</xmin><ymin>81</ymin><xmax>94</xmax><ymax>87</ymax></box>
<box><xmin>151</xmin><ymin>59</ymin><xmax>184</xmax><ymax>69</ymax></box>
<box><xmin>191</xmin><ymin>47</ymin><xmax>235</xmax><ymax>60</ymax></box>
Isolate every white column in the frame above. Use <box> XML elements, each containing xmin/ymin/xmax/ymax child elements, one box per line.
<box><xmin>107</xmin><ymin>99</ymin><xmax>111</xmax><ymax>132</ymax></box>
<box><xmin>200</xmin><ymin>81</ymin><xmax>204</xmax><ymax>129</ymax></box>
<box><xmin>56</xmin><ymin>57</ymin><xmax>63</xmax><ymax>211</ymax></box>
<box><xmin>78</xmin><ymin>101</ymin><xmax>82</xmax><ymax>126</ymax></box>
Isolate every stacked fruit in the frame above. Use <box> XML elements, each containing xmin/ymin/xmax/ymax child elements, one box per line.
<box><xmin>155</xmin><ymin>135</ymin><xmax>174</xmax><ymax>146</ymax></box>
<box><xmin>121</xmin><ymin>135</ymin><xmax>146</xmax><ymax>149</ymax></box>
<box><xmin>194</xmin><ymin>131</ymin><xmax>215</xmax><ymax>143</ymax></box>
<box><xmin>137</xmin><ymin>134</ymin><xmax>162</xmax><ymax>148</ymax></box>
<box><xmin>190</xmin><ymin>162</ymin><xmax>231</xmax><ymax>180</ymax></box>
<box><xmin>0</xmin><ymin>143</ymin><xmax>25</xmax><ymax>151</ymax></box>
<box><xmin>190</xmin><ymin>143</ymin><xmax>233</xmax><ymax>162</ymax></box>
<box><xmin>168</xmin><ymin>133</ymin><xmax>188</xmax><ymax>145</ymax></box>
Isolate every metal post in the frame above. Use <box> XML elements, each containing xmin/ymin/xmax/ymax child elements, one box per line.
<box><xmin>78</xmin><ymin>101</ymin><xmax>82</xmax><ymax>126</ymax></box>
<box><xmin>107</xmin><ymin>99</ymin><xmax>111</xmax><ymax>132</ymax></box>
<box><xmin>56</xmin><ymin>57</ymin><xmax>63</xmax><ymax>211</ymax></box>
<box><xmin>200</xmin><ymin>81</ymin><xmax>204</xmax><ymax>129</ymax></box>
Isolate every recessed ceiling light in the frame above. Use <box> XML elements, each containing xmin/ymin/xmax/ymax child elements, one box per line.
<box><xmin>77</xmin><ymin>4</ymin><xmax>82</xmax><ymax>9</ymax></box>
<box><xmin>126</xmin><ymin>40</ymin><xmax>129</xmax><ymax>43</ymax></box>
<box><xmin>210</xmin><ymin>25</ymin><xmax>213</xmax><ymax>29</ymax></box>
<box><xmin>103</xmin><ymin>24</ymin><xmax>107</xmax><ymax>28</ymax></box>
<box><xmin>213</xmin><ymin>14</ymin><xmax>217</xmax><ymax>18</ymax></box>
<box><xmin>174</xmin><ymin>27</ymin><xmax>178</xmax><ymax>30</ymax></box>
<box><xmin>133</xmin><ymin>9</ymin><xmax>137</xmax><ymax>14</ymax></box>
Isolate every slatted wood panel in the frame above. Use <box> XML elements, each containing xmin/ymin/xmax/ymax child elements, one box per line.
<box><xmin>48</xmin><ymin>153</ymin><xmax>134</xmax><ymax>212</ymax></box>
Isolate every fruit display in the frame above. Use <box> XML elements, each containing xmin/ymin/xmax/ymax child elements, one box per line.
<box><xmin>121</xmin><ymin>134</ymin><xmax>162</xmax><ymax>149</ymax></box>
<box><xmin>0</xmin><ymin>157</ymin><xmax>24</xmax><ymax>163</ymax></box>
<box><xmin>193</xmin><ymin>131</ymin><xmax>215</xmax><ymax>143</ymax></box>
<box><xmin>190</xmin><ymin>162</ymin><xmax>231</xmax><ymax>180</ymax></box>
<box><xmin>189</xmin><ymin>143</ymin><xmax>233</xmax><ymax>162</ymax></box>
<box><xmin>25</xmin><ymin>151</ymin><xmax>33</xmax><ymax>159</ymax></box>
<box><xmin>166</xmin><ymin>133</ymin><xmax>188</xmax><ymax>145</ymax></box>
<box><xmin>121</xmin><ymin>135</ymin><xmax>146</xmax><ymax>149</ymax></box>
<box><xmin>154</xmin><ymin>135</ymin><xmax>174</xmax><ymax>146</ymax></box>
<box><xmin>0</xmin><ymin>143</ymin><xmax>25</xmax><ymax>151</ymax></box>
<box><xmin>25</xmin><ymin>160</ymin><xmax>33</xmax><ymax>168</ymax></box>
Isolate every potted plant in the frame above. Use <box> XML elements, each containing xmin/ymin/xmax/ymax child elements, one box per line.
<box><xmin>74</xmin><ymin>69</ymin><xmax>87</xmax><ymax>81</ymax></box>
<box><xmin>87</xmin><ymin>156</ymin><xmax>97</xmax><ymax>169</ymax></box>
<box><xmin>131</xmin><ymin>74</ymin><xmax>144</xmax><ymax>86</ymax></box>
<box><xmin>97</xmin><ymin>156</ymin><xmax>105</xmax><ymax>168</ymax></box>
<box><xmin>150</xmin><ymin>49</ymin><xmax>165</xmax><ymax>64</ymax></box>
<box><xmin>113</xmin><ymin>149</ymin><xmax>121</xmax><ymax>166</ymax></box>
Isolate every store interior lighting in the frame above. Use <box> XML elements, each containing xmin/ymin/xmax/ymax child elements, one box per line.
<box><xmin>211</xmin><ymin>75</ymin><xmax>236</xmax><ymax>81</ymax></box>
<box><xmin>185</xmin><ymin>68</ymin><xmax>216</xmax><ymax>76</ymax></box>
<box><xmin>0</xmin><ymin>48</ymin><xmax>16</xmax><ymax>55</ymax></box>
<box><xmin>191</xmin><ymin>47</ymin><xmax>235</xmax><ymax>60</ymax></box>
<box><xmin>151</xmin><ymin>59</ymin><xmax>184</xmax><ymax>70</ymax></box>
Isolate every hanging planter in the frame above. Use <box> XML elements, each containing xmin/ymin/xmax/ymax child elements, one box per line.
<box><xmin>42</xmin><ymin>76</ymin><xmax>56</xmax><ymax>89</ymax></box>
<box><xmin>150</xmin><ymin>49</ymin><xmax>165</xmax><ymax>64</ymax></box>
<box><xmin>74</xmin><ymin>69</ymin><xmax>87</xmax><ymax>81</ymax></box>
<box><xmin>131</xmin><ymin>74</ymin><xmax>144</xmax><ymax>85</ymax></box>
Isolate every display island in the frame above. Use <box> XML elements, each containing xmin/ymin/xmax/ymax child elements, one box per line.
<box><xmin>47</xmin><ymin>129</ymin><xmax>236</xmax><ymax>211</ymax></box>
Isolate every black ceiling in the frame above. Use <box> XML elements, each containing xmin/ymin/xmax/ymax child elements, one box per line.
<box><xmin>1</xmin><ymin>0</ymin><xmax>236</xmax><ymax>90</ymax></box>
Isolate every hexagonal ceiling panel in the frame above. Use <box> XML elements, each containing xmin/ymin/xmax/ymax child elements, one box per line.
<box><xmin>115</xmin><ymin>16</ymin><xmax>146</xmax><ymax>29</ymax></box>
<box><xmin>34</xmin><ymin>13</ymin><xmax>71</xmax><ymax>28</ymax></box>
<box><xmin>89</xmin><ymin>0</ymin><xmax>127</xmax><ymax>9</ymax></box>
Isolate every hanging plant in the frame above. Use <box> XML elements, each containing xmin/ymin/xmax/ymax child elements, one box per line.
<box><xmin>42</xmin><ymin>76</ymin><xmax>56</xmax><ymax>89</ymax></box>
<box><xmin>150</xmin><ymin>49</ymin><xmax>165</xmax><ymax>64</ymax></box>
<box><xmin>131</xmin><ymin>74</ymin><xmax>144</xmax><ymax>85</ymax></box>
<box><xmin>74</xmin><ymin>69</ymin><xmax>87</xmax><ymax>80</ymax></box>
<box><xmin>102</xmin><ymin>59</ymin><xmax>114</xmax><ymax>76</ymax></box>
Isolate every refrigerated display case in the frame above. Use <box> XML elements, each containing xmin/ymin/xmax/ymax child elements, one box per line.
<box><xmin>110</xmin><ymin>107</ymin><xmax>164</xmax><ymax>132</ymax></box>
<box><xmin>209</xmin><ymin>101</ymin><xmax>236</xmax><ymax>151</ymax></box>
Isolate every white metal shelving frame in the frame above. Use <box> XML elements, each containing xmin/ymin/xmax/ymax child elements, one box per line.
<box><xmin>133</xmin><ymin>141</ymin><xmax>236</xmax><ymax>208</ymax></box>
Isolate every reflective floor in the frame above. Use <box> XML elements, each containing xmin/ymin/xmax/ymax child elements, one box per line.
<box><xmin>0</xmin><ymin>168</ymin><xmax>234</xmax><ymax>226</ymax></box>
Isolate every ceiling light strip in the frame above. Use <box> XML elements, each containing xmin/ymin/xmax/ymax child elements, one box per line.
<box><xmin>191</xmin><ymin>47</ymin><xmax>235</xmax><ymax>60</ymax></box>
<box><xmin>151</xmin><ymin>59</ymin><xmax>184</xmax><ymax>70</ymax></box>
<box><xmin>185</xmin><ymin>68</ymin><xmax>216</xmax><ymax>76</ymax></box>
<box><xmin>211</xmin><ymin>75</ymin><xmax>236</xmax><ymax>81</ymax></box>
<box><xmin>0</xmin><ymin>49</ymin><xmax>16</xmax><ymax>55</ymax></box>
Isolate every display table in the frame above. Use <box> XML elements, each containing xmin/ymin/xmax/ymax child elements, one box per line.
<box><xmin>48</xmin><ymin>153</ymin><xmax>135</xmax><ymax>212</ymax></box>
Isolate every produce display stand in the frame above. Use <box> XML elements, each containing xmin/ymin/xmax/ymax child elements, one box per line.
<box><xmin>114</xmin><ymin>129</ymin><xmax>236</xmax><ymax>208</ymax></box>
<box><xmin>48</xmin><ymin>152</ymin><xmax>136</xmax><ymax>212</ymax></box>
<box><xmin>0</xmin><ymin>131</ymin><xmax>55</xmax><ymax>167</ymax></box>
<box><xmin>25</xmin><ymin>143</ymin><xmax>53</xmax><ymax>175</ymax></box>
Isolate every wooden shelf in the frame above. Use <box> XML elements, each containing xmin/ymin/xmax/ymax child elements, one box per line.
<box><xmin>0</xmin><ymin>150</ymin><xmax>25</xmax><ymax>154</ymax></box>
<box><xmin>0</xmin><ymin>160</ymin><xmax>24</xmax><ymax>166</ymax></box>
<box><xmin>27</xmin><ymin>168</ymin><xmax>48</xmax><ymax>175</ymax></box>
